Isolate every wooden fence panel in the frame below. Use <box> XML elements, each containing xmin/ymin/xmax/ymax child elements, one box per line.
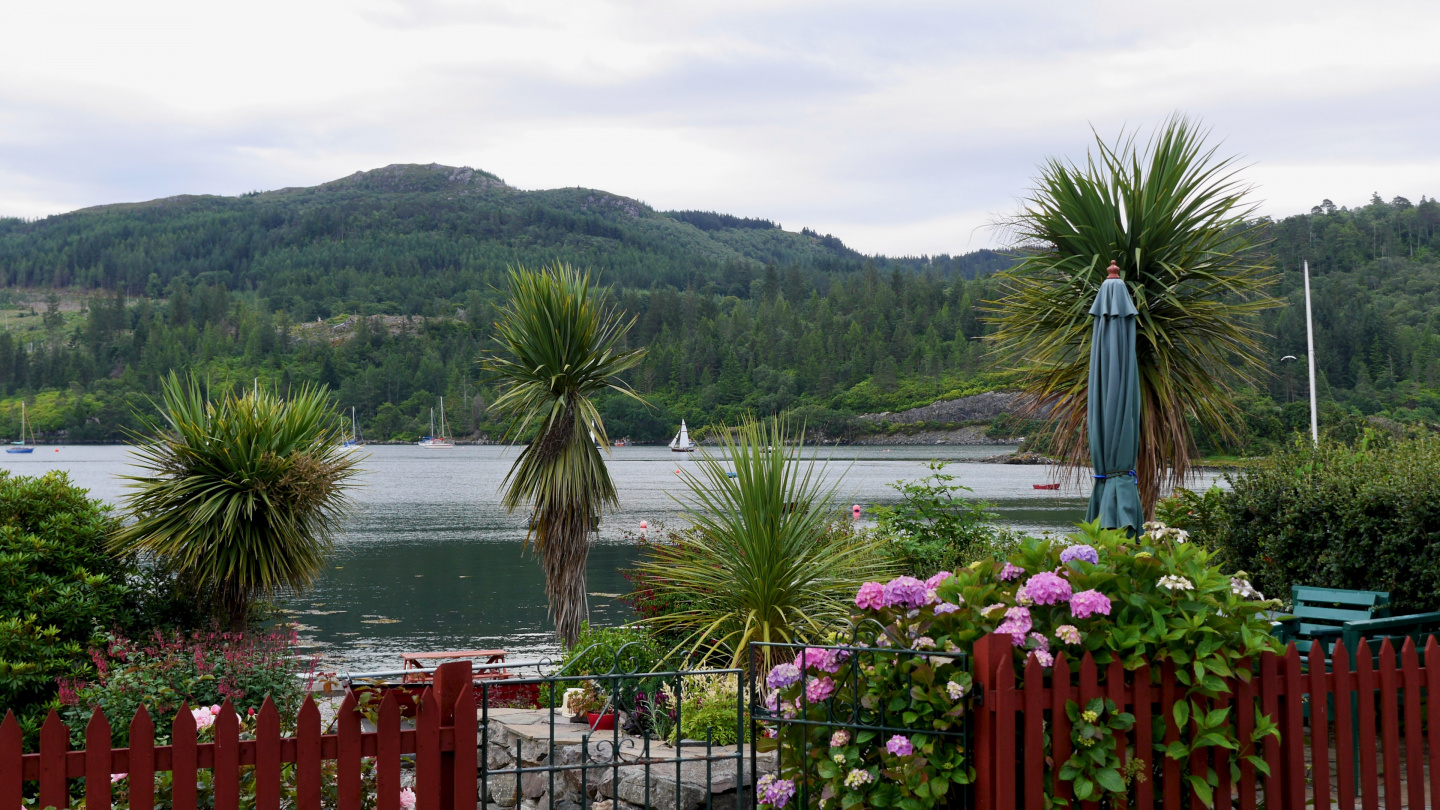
<box><xmin>1401</xmin><ymin>639</ymin><xmax>1424</xmax><ymax>810</ymax></box>
<box><xmin>1023</xmin><ymin>655</ymin><xmax>1044</xmax><ymax>810</ymax></box>
<box><xmin>1378</xmin><ymin>639</ymin><xmax>1401</xmax><ymax>808</ymax></box>
<box><xmin>1050</xmin><ymin>653</ymin><xmax>1073</xmax><ymax>808</ymax></box>
<box><xmin>1131</xmin><ymin>664</ymin><xmax>1152</xmax><ymax>810</ymax></box>
<box><xmin>1355</xmin><ymin>641</ymin><xmax>1380</xmax><ymax>809</ymax></box>
<box><xmin>129</xmin><ymin>708</ymin><xmax>155</xmax><ymax>810</ymax></box>
<box><xmin>1307</xmin><ymin>643</ymin><xmax>1331</xmax><ymax>809</ymax></box>
<box><xmin>1333</xmin><ymin>641</ymin><xmax>1357</xmax><ymax>810</ymax></box>
<box><xmin>2</xmin><ymin>663</ymin><xmax>476</xmax><ymax>810</ymax></box>
<box><xmin>1235</xmin><ymin>668</ymin><xmax>1256</xmax><ymax>810</ymax></box>
<box><xmin>1428</xmin><ymin>637</ymin><xmax>1440</xmax><ymax>810</ymax></box>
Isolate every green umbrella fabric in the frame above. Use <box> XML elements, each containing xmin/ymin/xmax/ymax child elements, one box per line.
<box><xmin>1085</xmin><ymin>266</ymin><xmax>1144</xmax><ymax>534</ymax></box>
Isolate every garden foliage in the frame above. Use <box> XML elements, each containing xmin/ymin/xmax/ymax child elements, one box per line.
<box><xmin>59</xmin><ymin>629</ymin><xmax>307</xmax><ymax>747</ymax></box>
<box><xmin>1216</xmin><ymin>434</ymin><xmax>1440</xmax><ymax>613</ymax></box>
<box><xmin>0</xmin><ymin>470</ymin><xmax>134</xmax><ymax>739</ymax></box>
<box><xmin>760</xmin><ymin>522</ymin><xmax>1280</xmax><ymax>809</ymax></box>
<box><xmin>870</xmin><ymin>461</ymin><xmax>1017</xmax><ymax>573</ymax></box>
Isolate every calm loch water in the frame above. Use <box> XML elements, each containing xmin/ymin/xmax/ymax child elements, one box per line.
<box><xmin>2</xmin><ymin>443</ymin><xmax>1220</xmax><ymax>672</ymax></box>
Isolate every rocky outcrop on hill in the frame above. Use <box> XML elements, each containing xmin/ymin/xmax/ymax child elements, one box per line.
<box><xmin>856</xmin><ymin>391</ymin><xmax>1037</xmax><ymax>426</ymax></box>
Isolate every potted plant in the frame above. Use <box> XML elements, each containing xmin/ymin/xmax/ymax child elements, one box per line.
<box><xmin>578</xmin><ymin>681</ymin><xmax>615</xmax><ymax>731</ymax></box>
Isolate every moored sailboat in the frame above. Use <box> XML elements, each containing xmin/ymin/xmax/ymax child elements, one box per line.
<box><xmin>418</xmin><ymin>398</ymin><xmax>456</xmax><ymax>448</ymax></box>
<box><xmin>6</xmin><ymin>402</ymin><xmax>34</xmax><ymax>454</ymax></box>
<box><xmin>669</xmin><ymin>420</ymin><xmax>696</xmax><ymax>452</ymax></box>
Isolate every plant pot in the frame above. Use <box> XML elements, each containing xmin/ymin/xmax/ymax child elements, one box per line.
<box><xmin>586</xmin><ymin>712</ymin><xmax>616</xmax><ymax>731</ymax></box>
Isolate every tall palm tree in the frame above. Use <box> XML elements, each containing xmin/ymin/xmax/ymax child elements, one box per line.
<box><xmin>986</xmin><ymin>116</ymin><xmax>1280</xmax><ymax>515</ymax></box>
<box><xmin>634</xmin><ymin>416</ymin><xmax>892</xmax><ymax>668</ymax></box>
<box><xmin>482</xmin><ymin>262</ymin><xmax>646</xmax><ymax>647</ymax></box>
<box><xmin>113</xmin><ymin>374</ymin><xmax>360</xmax><ymax>631</ymax></box>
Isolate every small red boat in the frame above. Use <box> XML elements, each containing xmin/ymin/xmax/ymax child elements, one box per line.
<box><xmin>1032</xmin><ymin>483</ymin><xmax>1061</xmax><ymax>490</ymax></box>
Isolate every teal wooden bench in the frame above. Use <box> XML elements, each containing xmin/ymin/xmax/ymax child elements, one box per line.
<box><xmin>1272</xmin><ymin>585</ymin><xmax>1440</xmax><ymax>660</ymax></box>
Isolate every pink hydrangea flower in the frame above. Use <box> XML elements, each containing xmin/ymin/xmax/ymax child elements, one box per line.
<box><xmin>883</xmin><ymin>576</ymin><xmax>929</xmax><ymax>609</ymax></box>
<box><xmin>1000</xmin><ymin>562</ymin><xmax>1025</xmax><ymax>581</ymax></box>
<box><xmin>925</xmin><ymin>571</ymin><xmax>953</xmax><ymax>589</ymax></box>
<box><xmin>934</xmin><ymin>601</ymin><xmax>962</xmax><ymax>615</ymax></box>
<box><xmin>830</xmin><ymin>729</ymin><xmax>850</xmax><ymax>747</ymax></box>
<box><xmin>805</xmin><ymin>676</ymin><xmax>836</xmax><ymax>703</ymax></box>
<box><xmin>1055</xmin><ymin>624</ymin><xmax>1082</xmax><ymax>645</ymax></box>
<box><xmin>1030</xmin><ymin>649</ymin><xmax>1054</xmax><ymax>667</ymax></box>
<box><xmin>1017</xmin><ymin>572</ymin><xmax>1072</xmax><ymax>606</ymax></box>
<box><xmin>1028</xmin><ymin>632</ymin><xmax>1050</xmax><ymax>652</ymax></box>
<box><xmin>995</xmin><ymin>606</ymin><xmax>1033</xmax><ymax>646</ymax></box>
<box><xmin>855</xmin><ymin>582</ymin><xmax>886</xmax><ymax>610</ymax></box>
<box><xmin>885</xmin><ymin>734</ymin><xmax>914</xmax><ymax>757</ymax></box>
<box><xmin>1069</xmin><ymin>589</ymin><xmax>1112</xmax><ymax>619</ymax></box>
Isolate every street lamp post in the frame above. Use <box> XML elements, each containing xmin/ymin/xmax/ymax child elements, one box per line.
<box><xmin>1302</xmin><ymin>261</ymin><xmax>1319</xmax><ymax>446</ymax></box>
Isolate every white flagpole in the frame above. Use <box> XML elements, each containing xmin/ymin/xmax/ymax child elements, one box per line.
<box><xmin>1303</xmin><ymin>261</ymin><xmax>1319</xmax><ymax>445</ymax></box>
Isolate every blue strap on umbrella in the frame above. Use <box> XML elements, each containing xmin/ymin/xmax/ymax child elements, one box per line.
<box><xmin>1093</xmin><ymin>470</ymin><xmax>1137</xmax><ymax>480</ymax></box>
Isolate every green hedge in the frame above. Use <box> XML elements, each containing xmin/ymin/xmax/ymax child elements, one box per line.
<box><xmin>1217</xmin><ymin>435</ymin><xmax>1440</xmax><ymax>613</ymax></box>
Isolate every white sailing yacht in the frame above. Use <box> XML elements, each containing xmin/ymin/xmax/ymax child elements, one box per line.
<box><xmin>341</xmin><ymin>406</ymin><xmax>364</xmax><ymax>451</ymax></box>
<box><xmin>669</xmin><ymin>420</ymin><xmax>696</xmax><ymax>452</ymax></box>
<box><xmin>418</xmin><ymin>398</ymin><xmax>455</xmax><ymax>448</ymax></box>
<box><xmin>6</xmin><ymin>402</ymin><xmax>34</xmax><ymax>454</ymax></box>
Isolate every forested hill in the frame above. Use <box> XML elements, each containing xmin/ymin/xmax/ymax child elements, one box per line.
<box><xmin>0</xmin><ymin>162</ymin><xmax>1010</xmax><ymax>315</ymax></box>
<box><xmin>0</xmin><ymin>163</ymin><xmax>1015</xmax><ymax>443</ymax></box>
<box><xmin>0</xmin><ymin>167</ymin><xmax>1436</xmax><ymax>450</ymax></box>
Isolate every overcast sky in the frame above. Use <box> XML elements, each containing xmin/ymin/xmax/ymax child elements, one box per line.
<box><xmin>3</xmin><ymin>1</ymin><xmax>1438</xmax><ymax>255</ymax></box>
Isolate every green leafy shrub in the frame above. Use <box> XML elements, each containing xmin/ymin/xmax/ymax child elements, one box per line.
<box><xmin>663</xmin><ymin>673</ymin><xmax>745</xmax><ymax>746</ymax></box>
<box><xmin>59</xmin><ymin>629</ymin><xmax>307</xmax><ymax>746</ymax></box>
<box><xmin>871</xmin><ymin>461</ymin><xmax>1018</xmax><ymax>574</ymax></box>
<box><xmin>545</xmin><ymin>623</ymin><xmax>663</xmax><ymax>711</ymax></box>
<box><xmin>0</xmin><ymin>470</ymin><xmax>136</xmax><ymax>740</ymax></box>
<box><xmin>1215</xmin><ymin>434</ymin><xmax>1440</xmax><ymax>612</ymax></box>
<box><xmin>762</xmin><ymin>522</ymin><xmax>1281</xmax><ymax>810</ymax></box>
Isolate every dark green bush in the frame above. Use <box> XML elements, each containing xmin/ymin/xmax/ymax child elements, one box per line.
<box><xmin>871</xmin><ymin>461</ymin><xmax>1016</xmax><ymax>574</ymax></box>
<box><xmin>1217</xmin><ymin>434</ymin><xmax>1440</xmax><ymax>612</ymax></box>
<box><xmin>0</xmin><ymin>470</ymin><xmax>135</xmax><ymax>738</ymax></box>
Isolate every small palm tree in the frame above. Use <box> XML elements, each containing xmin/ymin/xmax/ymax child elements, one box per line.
<box><xmin>482</xmin><ymin>262</ymin><xmax>646</xmax><ymax>647</ymax></box>
<box><xmin>634</xmin><ymin>417</ymin><xmax>892</xmax><ymax>668</ymax></box>
<box><xmin>113</xmin><ymin>374</ymin><xmax>360</xmax><ymax>630</ymax></box>
<box><xmin>986</xmin><ymin>116</ymin><xmax>1280</xmax><ymax>514</ymax></box>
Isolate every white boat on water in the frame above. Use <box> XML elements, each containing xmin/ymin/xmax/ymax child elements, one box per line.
<box><xmin>341</xmin><ymin>406</ymin><xmax>365</xmax><ymax>451</ymax></box>
<box><xmin>669</xmin><ymin>420</ymin><xmax>696</xmax><ymax>453</ymax></box>
<box><xmin>6</xmin><ymin>402</ymin><xmax>34</xmax><ymax>454</ymax></box>
<box><xmin>418</xmin><ymin>398</ymin><xmax>455</xmax><ymax>449</ymax></box>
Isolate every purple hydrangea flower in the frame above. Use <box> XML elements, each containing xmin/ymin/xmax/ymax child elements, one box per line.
<box><xmin>1017</xmin><ymin>572</ymin><xmax>1072</xmax><ymax>606</ymax></box>
<box><xmin>855</xmin><ymin>581</ymin><xmax>886</xmax><ymax>610</ymax></box>
<box><xmin>1059</xmin><ymin>544</ymin><xmax>1100</xmax><ymax>565</ymax></box>
<box><xmin>995</xmin><ymin>606</ymin><xmax>1033</xmax><ymax>646</ymax></box>
<box><xmin>925</xmin><ymin>571</ymin><xmax>953</xmax><ymax>589</ymax></box>
<box><xmin>934</xmin><ymin>601</ymin><xmax>962</xmax><ymax>615</ymax></box>
<box><xmin>1069</xmin><ymin>589</ymin><xmax>1113</xmax><ymax>619</ymax></box>
<box><xmin>758</xmin><ymin>775</ymin><xmax>797</xmax><ymax>808</ymax></box>
<box><xmin>800</xmin><ymin>647</ymin><xmax>838</xmax><ymax>673</ymax></box>
<box><xmin>1000</xmin><ymin>562</ymin><xmax>1025</xmax><ymax>581</ymax></box>
<box><xmin>805</xmin><ymin>676</ymin><xmax>836</xmax><ymax>703</ymax></box>
<box><xmin>766</xmin><ymin>663</ymin><xmax>802</xmax><ymax>690</ymax></box>
<box><xmin>1030</xmin><ymin>649</ymin><xmax>1054</xmax><ymax>667</ymax></box>
<box><xmin>886</xmin><ymin>734</ymin><xmax>914</xmax><ymax>757</ymax></box>
<box><xmin>1028</xmin><ymin>631</ymin><xmax>1050</xmax><ymax>652</ymax></box>
<box><xmin>883</xmin><ymin>576</ymin><xmax>929</xmax><ymax>609</ymax></box>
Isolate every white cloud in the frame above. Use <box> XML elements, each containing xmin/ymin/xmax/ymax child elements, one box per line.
<box><xmin>2</xmin><ymin>0</ymin><xmax>1438</xmax><ymax>254</ymax></box>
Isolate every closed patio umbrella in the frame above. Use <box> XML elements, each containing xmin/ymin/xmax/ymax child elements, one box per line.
<box><xmin>1085</xmin><ymin>261</ymin><xmax>1143</xmax><ymax>534</ymax></box>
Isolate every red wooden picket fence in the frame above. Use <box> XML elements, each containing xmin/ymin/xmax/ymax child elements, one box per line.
<box><xmin>973</xmin><ymin>632</ymin><xmax>1440</xmax><ymax>810</ymax></box>
<box><xmin>1</xmin><ymin>661</ymin><xmax>478</xmax><ymax>810</ymax></box>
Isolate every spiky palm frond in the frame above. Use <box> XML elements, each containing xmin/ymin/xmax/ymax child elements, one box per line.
<box><xmin>481</xmin><ymin>262</ymin><xmax>646</xmax><ymax>647</ymax></box>
<box><xmin>985</xmin><ymin>115</ymin><xmax>1281</xmax><ymax>514</ymax></box>
<box><xmin>113</xmin><ymin>374</ymin><xmax>360</xmax><ymax>630</ymax></box>
<box><xmin>635</xmin><ymin>417</ymin><xmax>893</xmax><ymax>669</ymax></box>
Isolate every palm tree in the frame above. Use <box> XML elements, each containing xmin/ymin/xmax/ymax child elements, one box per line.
<box><xmin>986</xmin><ymin>116</ymin><xmax>1280</xmax><ymax>515</ymax></box>
<box><xmin>633</xmin><ymin>417</ymin><xmax>892</xmax><ymax>668</ymax></box>
<box><xmin>482</xmin><ymin>262</ymin><xmax>646</xmax><ymax>647</ymax></box>
<box><xmin>113</xmin><ymin>374</ymin><xmax>360</xmax><ymax>631</ymax></box>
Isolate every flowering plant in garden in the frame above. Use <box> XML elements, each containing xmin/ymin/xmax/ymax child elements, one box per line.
<box><xmin>1058</xmin><ymin>698</ymin><xmax>1135</xmax><ymax>803</ymax></box>
<box><xmin>763</xmin><ymin>520</ymin><xmax>1280</xmax><ymax>809</ymax></box>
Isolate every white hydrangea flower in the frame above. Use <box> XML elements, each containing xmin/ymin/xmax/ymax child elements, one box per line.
<box><xmin>1158</xmin><ymin>575</ymin><xmax>1195</xmax><ymax>591</ymax></box>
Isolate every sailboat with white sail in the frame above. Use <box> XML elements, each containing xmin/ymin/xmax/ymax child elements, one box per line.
<box><xmin>6</xmin><ymin>402</ymin><xmax>34</xmax><ymax>454</ymax></box>
<box><xmin>669</xmin><ymin>420</ymin><xmax>696</xmax><ymax>452</ymax></box>
<box><xmin>418</xmin><ymin>398</ymin><xmax>455</xmax><ymax>448</ymax></box>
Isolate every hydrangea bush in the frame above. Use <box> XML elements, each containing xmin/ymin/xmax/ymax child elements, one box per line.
<box><xmin>759</xmin><ymin>521</ymin><xmax>1281</xmax><ymax>809</ymax></box>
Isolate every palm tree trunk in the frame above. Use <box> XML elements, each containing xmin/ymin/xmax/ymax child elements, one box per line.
<box><xmin>539</xmin><ymin>502</ymin><xmax>591</xmax><ymax>647</ymax></box>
